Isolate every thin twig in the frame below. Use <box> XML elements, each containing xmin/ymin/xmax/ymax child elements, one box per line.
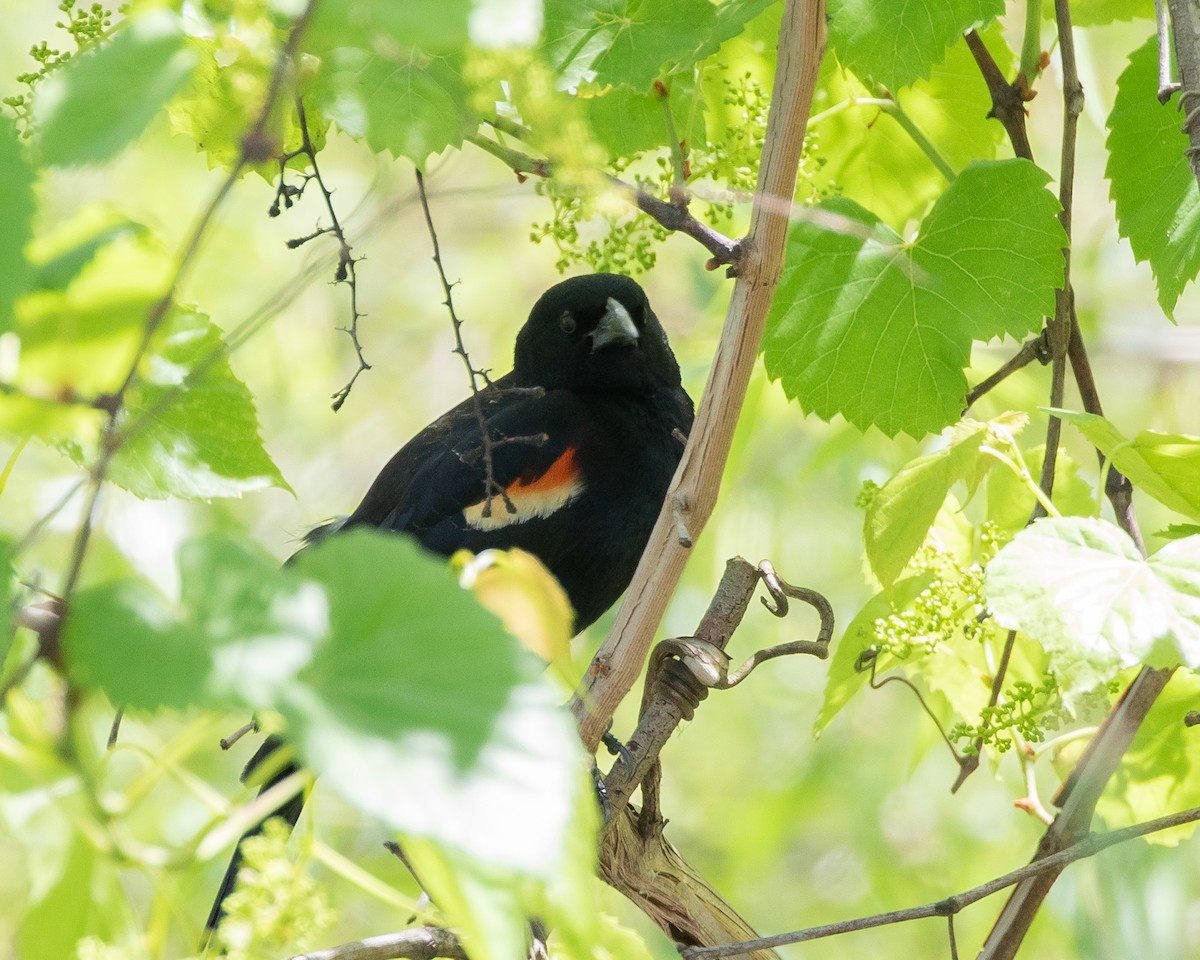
<box><xmin>284</xmin><ymin>100</ymin><xmax>371</xmax><ymax>411</ymax></box>
<box><xmin>964</xmin><ymin>334</ymin><xmax>1049</xmax><ymax>408</ymax></box>
<box><xmin>413</xmin><ymin>170</ymin><xmax>512</xmax><ymax>519</ymax></box>
<box><xmin>681</xmin><ymin>803</ymin><xmax>1200</xmax><ymax>959</ymax></box>
<box><xmin>952</xmin><ymin>628</ymin><xmax>1018</xmax><ymax>793</ymax></box>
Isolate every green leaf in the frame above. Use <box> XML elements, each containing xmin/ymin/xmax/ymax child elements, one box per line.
<box><xmin>865</xmin><ymin>413</ymin><xmax>1028</xmax><ymax>587</ymax></box>
<box><xmin>1158</xmin><ymin>523</ymin><xmax>1200</xmax><ymax>541</ymax></box>
<box><xmin>544</xmin><ymin>0</ymin><xmax>719</xmax><ymax>90</ymax></box>
<box><xmin>811</xmin><ymin>22</ymin><xmax>1013</xmax><ymax>227</ymax></box>
<box><xmin>815</xmin><ymin>573</ymin><xmax>934</xmax><ymax>733</ymax></box>
<box><xmin>1046</xmin><ymin>0</ymin><xmax>1153</xmax><ymax>26</ymax></box>
<box><xmin>17</xmin><ymin>834</ymin><xmax>116</xmax><ymax>960</ymax></box>
<box><xmin>64</xmin><ymin>537</ymin><xmax>295</xmax><ymax>709</ymax></box>
<box><xmin>1097</xmin><ymin>670</ymin><xmax>1200</xmax><ymax>846</ymax></box>
<box><xmin>694</xmin><ymin>0</ymin><xmax>781</xmax><ymax>62</ymax></box>
<box><xmin>827</xmin><ymin>0</ymin><xmax>1004</xmax><ymax>90</ymax></box>
<box><xmin>14</xmin><ymin>230</ymin><xmax>172</xmax><ymax>396</ymax></box>
<box><xmin>65</xmin><ymin>532</ymin><xmax>587</xmax><ymax>878</ymax></box>
<box><xmin>1053</xmin><ymin>409</ymin><xmax>1200</xmax><ymax>521</ymax></box>
<box><xmin>311</xmin><ymin>47</ymin><xmax>470</xmax><ymax>167</ymax></box>
<box><xmin>106</xmin><ymin>309</ymin><xmax>291</xmax><ymax>500</ymax></box>
<box><xmin>289</xmin><ymin>533</ymin><xmax>585</xmax><ymax>876</ymax></box>
<box><xmin>33</xmin><ymin>9</ymin><xmax>197</xmax><ymax>167</ymax></box>
<box><xmin>171</xmin><ymin>35</ymin><xmax>327</xmax><ymax>175</ymax></box>
<box><xmin>1106</xmin><ymin>37</ymin><xmax>1200</xmax><ymax>319</ymax></box>
<box><xmin>305</xmin><ymin>0</ymin><xmax>471</xmax><ymax>55</ymax></box>
<box><xmin>26</xmin><ymin>209</ymin><xmax>146</xmax><ymax>294</ymax></box>
<box><xmin>585</xmin><ymin>74</ymin><xmax>703</xmax><ymax>158</ymax></box>
<box><xmin>764</xmin><ymin>159</ymin><xmax>1065</xmax><ymax>438</ymax></box>
<box><xmin>986</xmin><ymin>518</ymin><xmax>1200</xmax><ymax>684</ymax></box>
<box><xmin>985</xmin><ymin>444</ymin><xmax>1095</xmax><ymax>536</ymax></box>
<box><xmin>4</xmin><ymin>230</ymin><xmax>165</xmax><ymax>447</ymax></box>
<box><xmin>0</xmin><ymin>118</ymin><xmax>35</xmax><ymax>335</ymax></box>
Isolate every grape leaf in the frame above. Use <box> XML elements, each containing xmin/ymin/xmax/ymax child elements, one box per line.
<box><xmin>305</xmin><ymin>0</ymin><xmax>470</xmax><ymax>55</ymax></box>
<box><xmin>64</xmin><ymin>532</ymin><xmax>587</xmax><ymax>880</ymax></box>
<box><xmin>544</xmin><ymin>0</ymin><xmax>719</xmax><ymax>90</ymax></box>
<box><xmin>585</xmin><ymin>74</ymin><xmax>703</xmax><ymax>157</ymax></box>
<box><xmin>1053</xmin><ymin>409</ymin><xmax>1200</xmax><ymax>521</ymax></box>
<box><xmin>0</xmin><ymin>118</ymin><xmax>35</xmax><ymax>335</ymax></box>
<box><xmin>1045</xmin><ymin>0</ymin><xmax>1153</xmax><ymax>26</ymax></box>
<box><xmin>171</xmin><ymin>35</ymin><xmax>327</xmax><ymax>175</ymax></box>
<box><xmin>1097</xmin><ymin>670</ymin><xmax>1200</xmax><ymax>846</ymax></box>
<box><xmin>864</xmin><ymin>413</ymin><xmax>1028</xmax><ymax>588</ymax></box>
<box><xmin>1106</xmin><ymin>37</ymin><xmax>1200</xmax><ymax>319</ymax></box>
<box><xmin>764</xmin><ymin>159</ymin><xmax>1065</xmax><ymax>438</ymax></box>
<box><xmin>986</xmin><ymin>518</ymin><xmax>1200</xmax><ymax>683</ymax></box>
<box><xmin>34</xmin><ymin>9</ymin><xmax>197</xmax><ymax>167</ymax></box>
<box><xmin>311</xmin><ymin>47</ymin><xmax>470</xmax><ymax>167</ymax></box>
<box><xmin>827</xmin><ymin>0</ymin><xmax>1004</xmax><ymax>91</ymax></box>
<box><xmin>104</xmin><ymin>309</ymin><xmax>291</xmax><ymax>500</ymax></box>
<box><xmin>815</xmin><ymin>573</ymin><xmax>934</xmax><ymax>733</ymax></box>
<box><xmin>811</xmin><ymin>22</ymin><xmax>1013</xmax><ymax>227</ymax></box>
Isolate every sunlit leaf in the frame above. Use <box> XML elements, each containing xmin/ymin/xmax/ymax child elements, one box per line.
<box><xmin>816</xmin><ymin>573</ymin><xmax>933</xmax><ymax>733</ymax></box>
<box><xmin>827</xmin><ymin>0</ymin><xmax>1003</xmax><ymax>90</ymax></box>
<box><xmin>986</xmin><ymin>518</ymin><xmax>1200</xmax><ymax>682</ymax></box>
<box><xmin>311</xmin><ymin>47</ymin><xmax>470</xmax><ymax>167</ymax></box>
<box><xmin>454</xmin><ymin>548</ymin><xmax>575</xmax><ymax>679</ymax></box>
<box><xmin>864</xmin><ymin>413</ymin><xmax>1027</xmax><ymax>587</ymax></box>
<box><xmin>764</xmin><ymin>160</ymin><xmax>1065</xmax><ymax>438</ymax></box>
<box><xmin>1054</xmin><ymin>409</ymin><xmax>1200</xmax><ymax>521</ymax></box>
<box><xmin>34</xmin><ymin>9</ymin><xmax>197</xmax><ymax>166</ymax></box>
<box><xmin>544</xmin><ymin>0</ymin><xmax>719</xmax><ymax>90</ymax></box>
<box><xmin>108</xmin><ymin>309</ymin><xmax>292</xmax><ymax>500</ymax></box>
<box><xmin>1106</xmin><ymin>37</ymin><xmax>1200</xmax><ymax>319</ymax></box>
<box><xmin>65</xmin><ymin>531</ymin><xmax>586</xmax><ymax>880</ymax></box>
<box><xmin>811</xmin><ymin>23</ymin><xmax>1013</xmax><ymax>227</ymax></box>
<box><xmin>17</xmin><ymin>834</ymin><xmax>116</xmax><ymax>960</ymax></box>
<box><xmin>1097</xmin><ymin>670</ymin><xmax>1200</xmax><ymax>846</ymax></box>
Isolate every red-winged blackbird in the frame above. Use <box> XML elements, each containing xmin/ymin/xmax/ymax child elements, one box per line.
<box><xmin>205</xmin><ymin>273</ymin><xmax>693</xmax><ymax>933</ymax></box>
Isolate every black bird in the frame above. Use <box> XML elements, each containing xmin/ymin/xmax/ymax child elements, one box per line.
<box><xmin>205</xmin><ymin>272</ymin><xmax>693</xmax><ymax>933</ymax></box>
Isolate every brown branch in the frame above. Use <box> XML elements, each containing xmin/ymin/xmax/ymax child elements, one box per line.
<box><xmin>978</xmin><ymin>666</ymin><xmax>1176</xmax><ymax>959</ymax></box>
<box><xmin>1166</xmin><ymin>0</ymin><xmax>1200</xmax><ymax>184</ymax></box>
<box><xmin>964</xmin><ymin>29</ymin><xmax>1033</xmax><ymax>161</ymax></box>
<box><xmin>571</xmin><ymin>0</ymin><xmax>828</xmax><ymax>754</ymax></box>
<box><xmin>964</xmin><ymin>334</ymin><xmax>1049</xmax><ymax>409</ymax></box>
<box><xmin>462</xmin><ymin>132</ymin><xmax>741</xmax><ymax>270</ymax></box>
<box><xmin>285</xmin><ymin>927</ymin><xmax>468</xmax><ymax>960</ymax></box>
<box><xmin>594</xmin><ymin>558</ymin><xmax>829</xmax><ymax>959</ymax></box>
<box><xmin>682</xmin><ymin>802</ymin><xmax>1200</xmax><ymax>959</ymax></box>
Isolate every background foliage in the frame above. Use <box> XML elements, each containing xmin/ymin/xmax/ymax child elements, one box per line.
<box><xmin>2</xmin><ymin>1</ymin><xmax>1200</xmax><ymax>958</ymax></box>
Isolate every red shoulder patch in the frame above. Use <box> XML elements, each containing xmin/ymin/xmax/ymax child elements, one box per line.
<box><xmin>462</xmin><ymin>446</ymin><xmax>585</xmax><ymax>531</ymax></box>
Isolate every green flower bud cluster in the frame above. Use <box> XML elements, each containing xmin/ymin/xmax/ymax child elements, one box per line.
<box><xmin>950</xmin><ymin>676</ymin><xmax>1062</xmax><ymax>755</ymax></box>
<box><xmin>3</xmin><ymin>1</ymin><xmax>113</xmax><ymax>135</ymax></box>
<box><xmin>212</xmin><ymin>819</ymin><xmax>336</xmax><ymax>960</ymax></box>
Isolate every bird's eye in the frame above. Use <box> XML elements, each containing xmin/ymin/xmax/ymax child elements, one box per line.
<box><xmin>559</xmin><ymin>312</ymin><xmax>577</xmax><ymax>334</ymax></box>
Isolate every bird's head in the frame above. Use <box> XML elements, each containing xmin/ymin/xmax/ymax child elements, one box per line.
<box><xmin>513</xmin><ymin>273</ymin><xmax>682</xmax><ymax>394</ymax></box>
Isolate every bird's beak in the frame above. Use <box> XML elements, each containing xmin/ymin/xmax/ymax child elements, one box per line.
<box><xmin>590</xmin><ymin>297</ymin><xmax>640</xmax><ymax>352</ymax></box>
